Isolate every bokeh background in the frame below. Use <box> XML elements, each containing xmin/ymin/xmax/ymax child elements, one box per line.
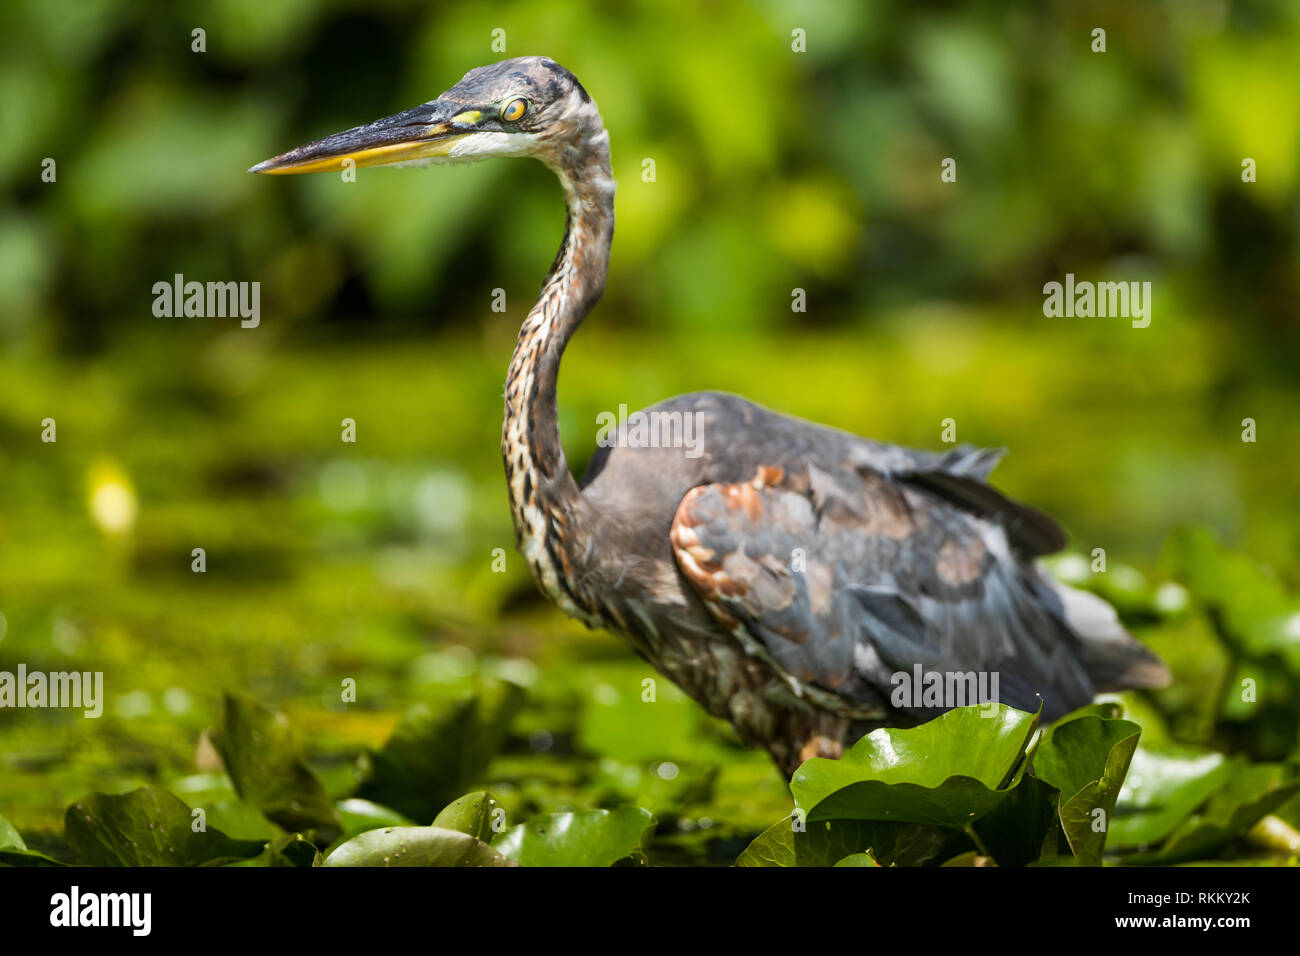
<box><xmin>1</xmin><ymin>0</ymin><xmax>1298</xmax><ymax>862</ymax></box>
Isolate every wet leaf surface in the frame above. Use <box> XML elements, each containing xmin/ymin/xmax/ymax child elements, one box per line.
<box><xmin>64</xmin><ymin>787</ymin><xmax>265</xmax><ymax>866</ymax></box>
<box><xmin>791</xmin><ymin>704</ymin><xmax>1038</xmax><ymax>827</ymax></box>
<box><xmin>322</xmin><ymin>826</ymin><xmax>516</xmax><ymax>867</ymax></box>
<box><xmin>491</xmin><ymin>805</ymin><xmax>656</xmax><ymax>867</ymax></box>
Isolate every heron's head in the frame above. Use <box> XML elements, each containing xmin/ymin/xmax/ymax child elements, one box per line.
<box><xmin>249</xmin><ymin>56</ymin><xmax>602</xmax><ymax>176</ymax></box>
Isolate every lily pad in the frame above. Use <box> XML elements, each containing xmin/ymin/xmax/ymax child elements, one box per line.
<box><xmin>357</xmin><ymin>681</ymin><xmax>524</xmax><ymax>822</ymax></box>
<box><xmin>267</xmin><ymin>832</ymin><xmax>321</xmax><ymax>867</ymax></box>
<box><xmin>0</xmin><ymin>848</ymin><xmax>66</xmax><ymax>867</ymax></box>
<box><xmin>1164</xmin><ymin>527</ymin><xmax>1300</xmax><ymax>669</ymax></box>
<box><xmin>1108</xmin><ymin>747</ymin><xmax>1231</xmax><ymax>849</ymax></box>
<box><xmin>168</xmin><ymin>772</ymin><xmax>278</xmax><ymax>841</ymax></box>
<box><xmin>0</xmin><ymin>815</ymin><xmax>23</xmax><ymax>851</ymax></box>
<box><xmin>212</xmin><ymin>692</ymin><xmax>339</xmax><ymax>834</ymax></box>
<box><xmin>65</xmin><ymin>787</ymin><xmax>266</xmax><ymax>866</ymax></box>
<box><xmin>492</xmin><ymin>805</ymin><xmax>655</xmax><ymax>866</ymax></box>
<box><xmin>791</xmin><ymin>704</ymin><xmax>1039</xmax><ymax>827</ymax></box>
<box><xmin>0</xmin><ymin>813</ymin><xmax>65</xmax><ymax>867</ymax></box>
<box><xmin>1127</xmin><ymin>761</ymin><xmax>1300</xmax><ymax>864</ymax></box>
<box><xmin>1033</xmin><ymin>714</ymin><xmax>1142</xmax><ymax>864</ymax></box>
<box><xmin>1049</xmin><ymin>700</ymin><xmax>1127</xmax><ymax>724</ymax></box>
<box><xmin>835</xmin><ymin>851</ymin><xmax>881</xmax><ymax>867</ymax></box>
<box><xmin>736</xmin><ymin>816</ymin><xmax>949</xmax><ymax>867</ymax></box>
<box><xmin>432</xmin><ymin>791</ymin><xmax>503</xmax><ymax>842</ymax></box>
<box><xmin>322</xmin><ymin>826</ymin><xmax>517</xmax><ymax>867</ymax></box>
<box><xmin>970</xmin><ymin>775</ymin><xmax>1062</xmax><ymax>867</ymax></box>
<box><xmin>335</xmin><ymin>798</ymin><xmax>414</xmax><ymax>837</ymax></box>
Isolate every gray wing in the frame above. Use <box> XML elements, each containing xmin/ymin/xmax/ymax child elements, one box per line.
<box><xmin>669</xmin><ymin>458</ymin><xmax>1166</xmax><ymax>722</ymax></box>
<box><xmin>849</xmin><ymin>442</ymin><xmax>1067</xmax><ymax>559</ymax></box>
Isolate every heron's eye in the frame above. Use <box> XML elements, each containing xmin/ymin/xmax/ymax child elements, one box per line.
<box><xmin>501</xmin><ymin>98</ymin><xmax>528</xmax><ymax>122</ymax></box>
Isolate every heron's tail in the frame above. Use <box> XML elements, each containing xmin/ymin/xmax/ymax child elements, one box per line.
<box><xmin>1044</xmin><ymin>577</ymin><xmax>1172</xmax><ymax>691</ymax></box>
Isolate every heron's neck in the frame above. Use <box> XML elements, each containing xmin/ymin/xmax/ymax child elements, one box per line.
<box><xmin>502</xmin><ymin>130</ymin><xmax>614</xmax><ymax>619</ymax></box>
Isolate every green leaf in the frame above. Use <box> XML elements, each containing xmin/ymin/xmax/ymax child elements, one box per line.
<box><xmin>736</xmin><ymin>816</ymin><xmax>949</xmax><ymax>867</ymax></box>
<box><xmin>1035</xmin><ymin>714</ymin><xmax>1140</xmax><ymax>799</ymax></box>
<box><xmin>0</xmin><ymin>814</ymin><xmax>65</xmax><ymax>867</ymax></box>
<box><xmin>791</xmin><ymin>704</ymin><xmax>1039</xmax><ymax>828</ymax></box>
<box><xmin>0</xmin><ymin>814</ymin><xmax>24</xmax><ymax>851</ymax></box>
<box><xmin>357</xmin><ymin>681</ymin><xmax>524</xmax><ymax>822</ymax></box>
<box><xmin>267</xmin><ymin>832</ymin><xmax>321</xmax><ymax>867</ymax></box>
<box><xmin>1049</xmin><ymin>700</ymin><xmax>1127</xmax><ymax>724</ymax></box>
<box><xmin>1164</xmin><ymin>527</ymin><xmax>1300</xmax><ymax>670</ymax></box>
<box><xmin>1108</xmin><ymin>747</ymin><xmax>1231</xmax><ymax>849</ymax></box>
<box><xmin>335</xmin><ymin>798</ymin><xmax>414</xmax><ymax>837</ymax></box>
<box><xmin>1128</xmin><ymin>761</ymin><xmax>1300</xmax><ymax>864</ymax></box>
<box><xmin>168</xmin><ymin>772</ymin><xmax>278</xmax><ymax>841</ymax></box>
<box><xmin>64</xmin><ymin>787</ymin><xmax>266</xmax><ymax>866</ymax></box>
<box><xmin>970</xmin><ymin>775</ymin><xmax>1062</xmax><ymax>867</ymax></box>
<box><xmin>835</xmin><ymin>851</ymin><xmax>880</xmax><ymax>867</ymax></box>
<box><xmin>0</xmin><ymin>849</ymin><xmax>67</xmax><ymax>867</ymax></box>
<box><xmin>321</xmin><ymin>826</ymin><xmax>517</xmax><ymax>867</ymax></box>
<box><xmin>212</xmin><ymin>692</ymin><xmax>340</xmax><ymax>835</ymax></box>
<box><xmin>492</xmin><ymin>805</ymin><xmax>655</xmax><ymax>866</ymax></box>
<box><xmin>1034</xmin><ymin>714</ymin><xmax>1142</xmax><ymax>864</ymax></box>
<box><xmin>432</xmin><ymin>791</ymin><xmax>501</xmax><ymax>841</ymax></box>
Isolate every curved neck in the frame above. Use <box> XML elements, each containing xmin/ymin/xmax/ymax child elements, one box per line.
<box><xmin>502</xmin><ymin>128</ymin><xmax>614</xmax><ymax>618</ymax></box>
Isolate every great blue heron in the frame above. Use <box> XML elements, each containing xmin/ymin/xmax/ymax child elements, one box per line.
<box><xmin>251</xmin><ymin>56</ymin><xmax>1169</xmax><ymax>775</ymax></box>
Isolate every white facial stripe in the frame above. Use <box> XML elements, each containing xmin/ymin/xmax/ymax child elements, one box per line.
<box><xmin>448</xmin><ymin>131</ymin><xmax>536</xmax><ymax>157</ymax></box>
<box><xmin>386</xmin><ymin>131</ymin><xmax>537</xmax><ymax>169</ymax></box>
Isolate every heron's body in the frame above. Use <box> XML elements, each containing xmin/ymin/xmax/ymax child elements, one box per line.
<box><xmin>254</xmin><ymin>56</ymin><xmax>1168</xmax><ymax>775</ymax></box>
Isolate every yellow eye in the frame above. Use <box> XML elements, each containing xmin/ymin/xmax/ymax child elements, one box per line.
<box><xmin>501</xmin><ymin>98</ymin><xmax>528</xmax><ymax>122</ymax></box>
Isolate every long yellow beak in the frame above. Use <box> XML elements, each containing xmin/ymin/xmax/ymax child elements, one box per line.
<box><xmin>249</xmin><ymin>100</ymin><xmax>472</xmax><ymax>174</ymax></box>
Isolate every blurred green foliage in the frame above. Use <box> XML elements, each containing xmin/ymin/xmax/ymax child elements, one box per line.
<box><xmin>1</xmin><ymin>0</ymin><xmax>1298</xmax><ymax>864</ymax></box>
